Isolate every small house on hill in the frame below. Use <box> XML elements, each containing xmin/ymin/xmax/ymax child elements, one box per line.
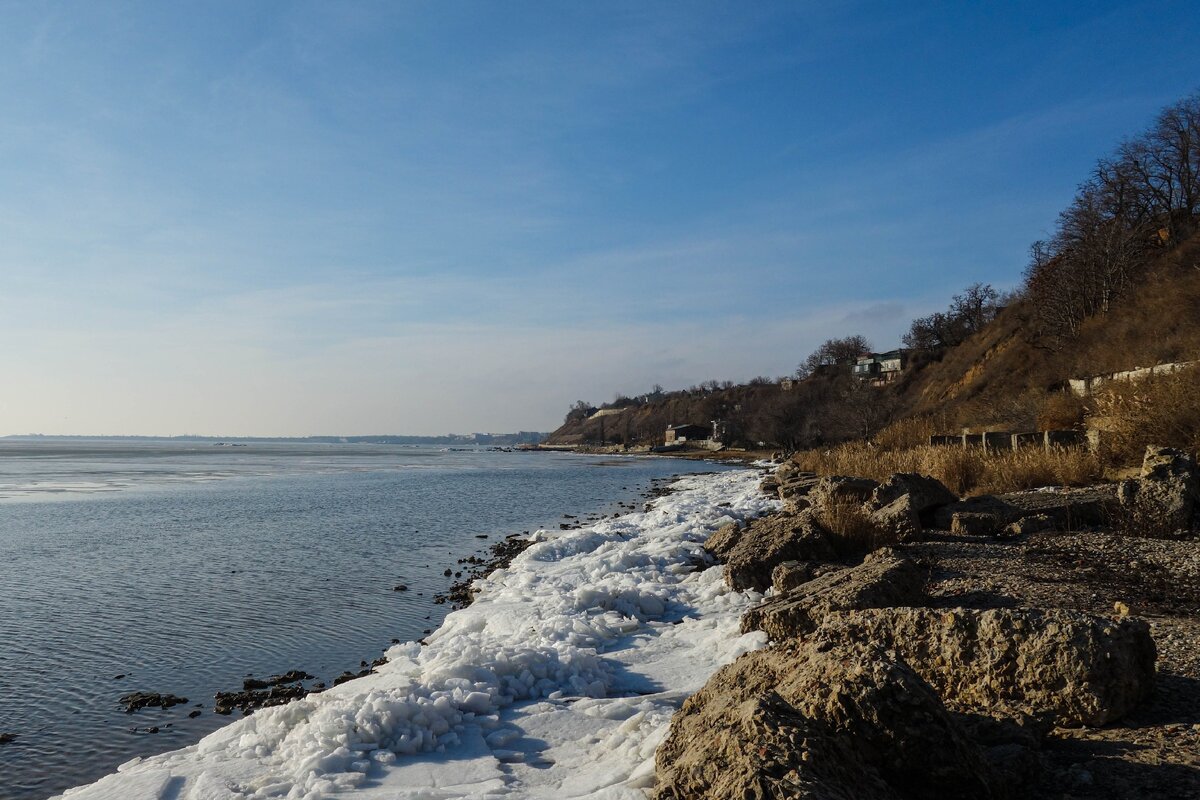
<box><xmin>664</xmin><ymin>424</ymin><xmax>711</xmax><ymax>444</ymax></box>
<box><xmin>852</xmin><ymin>349</ymin><xmax>908</xmax><ymax>385</ymax></box>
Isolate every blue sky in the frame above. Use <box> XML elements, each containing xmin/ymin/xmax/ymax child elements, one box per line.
<box><xmin>1</xmin><ymin>1</ymin><xmax>1198</xmax><ymax>435</ymax></box>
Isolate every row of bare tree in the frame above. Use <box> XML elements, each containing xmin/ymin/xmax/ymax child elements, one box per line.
<box><xmin>1025</xmin><ymin>92</ymin><xmax>1199</xmax><ymax>341</ymax></box>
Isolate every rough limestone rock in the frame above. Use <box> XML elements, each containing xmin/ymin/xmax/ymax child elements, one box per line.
<box><xmin>808</xmin><ymin>475</ymin><xmax>880</xmax><ymax>514</ymax></box>
<box><xmin>741</xmin><ymin>547</ymin><xmax>925</xmax><ymax>639</ymax></box>
<box><xmin>1141</xmin><ymin>445</ymin><xmax>1199</xmax><ymax>482</ymax></box>
<box><xmin>779</xmin><ymin>476</ymin><xmax>822</xmax><ymax>503</ymax></box>
<box><xmin>771</xmin><ymin>560</ymin><xmax>814</xmax><ymax>593</ymax></box>
<box><xmin>720</xmin><ymin>510</ymin><xmax>836</xmax><ymax>592</ymax></box>
<box><xmin>704</xmin><ymin>521</ymin><xmax>745</xmax><ymax>559</ymax></box>
<box><xmin>935</xmin><ymin>487</ymin><xmax>1116</xmax><ymax>533</ymax></box>
<box><xmin>870</xmin><ymin>494</ymin><xmax>923</xmax><ymax>541</ymax></box>
<box><xmin>771</xmin><ymin>560</ymin><xmax>844</xmax><ymax>594</ymax></box>
<box><xmin>811</xmin><ymin>607</ymin><xmax>1156</xmax><ymax>727</ymax></box>
<box><xmin>653</xmin><ymin>640</ymin><xmax>1001</xmax><ymax>800</ymax></box>
<box><xmin>1119</xmin><ymin>445</ymin><xmax>1199</xmax><ymax>533</ymax></box>
<box><xmin>950</xmin><ymin>511</ymin><xmax>1002</xmax><ymax>537</ymax></box>
<box><xmin>869</xmin><ymin>473</ymin><xmax>958</xmax><ymax>517</ymax></box>
<box><xmin>770</xmin><ymin>462</ymin><xmax>823</xmax><ymax>508</ymax></box>
<box><xmin>1003</xmin><ymin>513</ymin><xmax>1055</xmax><ymax>537</ymax></box>
<box><xmin>855</xmin><ymin>474</ymin><xmax>956</xmax><ymax>542</ymax></box>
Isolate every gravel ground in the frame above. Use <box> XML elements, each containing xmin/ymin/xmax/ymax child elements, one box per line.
<box><xmin>910</xmin><ymin>528</ymin><xmax>1200</xmax><ymax>798</ymax></box>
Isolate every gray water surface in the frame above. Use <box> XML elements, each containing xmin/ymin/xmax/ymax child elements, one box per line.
<box><xmin>0</xmin><ymin>440</ymin><xmax>728</xmax><ymax>799</ymax></box>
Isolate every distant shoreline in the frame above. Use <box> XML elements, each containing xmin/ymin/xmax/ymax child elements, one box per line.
<box><xmin>0</xmin><ymin>432</ymin><xmax>549</xmax><ymax>446</ymax></box>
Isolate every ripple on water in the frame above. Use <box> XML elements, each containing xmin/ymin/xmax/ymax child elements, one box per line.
<box><xmin>0</xmin><ymin>444</ymin><xmax>732</xmax><ymax>800</ymax></box>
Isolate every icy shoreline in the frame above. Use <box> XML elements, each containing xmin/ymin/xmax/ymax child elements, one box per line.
<box><xmin>57</xmin><ymin>467</ymin><xmax>777</xmax><ymax>800</ymax></box>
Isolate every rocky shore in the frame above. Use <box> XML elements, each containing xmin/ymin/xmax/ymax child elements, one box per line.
<box><xmin>653</xmin><ymin>446</ymin><xmax>1200</xmax><ymax>799</ymax></box>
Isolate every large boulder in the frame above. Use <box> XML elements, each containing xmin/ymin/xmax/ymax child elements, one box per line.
<box><xmin>808</xmin><ymin>475</ymin><xmax>880</xmax><ymax>514</ymax></box>
<box><xmin>869</xmin><ymin>473</ymin><xmax>958</xmax><ymax>517</ymax></box>
<box><xmin>704</xmin><ymin>521</ymin><xmax>745</xmax><ymax>559</ymax></box>
<box><xmin>1118</xmin><ymin>445</ymin><xmax>1199</xmax><ymax>534</ymax></box>
<box><xmin>1141</xmin><ymin>445</ymin><xmax>1199</xmax><ymax>482</ymax></box>
<box><xmin>933</xmin><ymin>487</ymin><xmax>1117</xmax><ymax>534</ymax></box>
<box><xmin>741</xmin><ymin>547</ymin><xmax>925</xmax><ymax>639</ymax></box>
<box><xmin>719</xmin><ymin>510</ymin><xmax>837</xmax><ymax>592</ymax></box>
<box><xmin>811</xmin><ymin>607</ymin><xmax>1156</xmax><ymax>727</ymax></box>
<box><xmin>653</xmin><ymin>640</ymin><xmax>1002</xmax><ymax>800</ymax></box>
<box><xmin>869</xmin><ymin>494</ymin><xmax>923</xmax><ymax>542</ymax></box>
<box><xmin>844</xmin><ymin>474</ymin><xmax>958</xmax><ymax>543</ymax></box>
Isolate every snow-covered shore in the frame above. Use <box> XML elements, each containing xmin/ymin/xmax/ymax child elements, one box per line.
<box><xmin>58</xmin><ymin>467</ymin><xmax>777</xmax><ymax>800</ymax></box>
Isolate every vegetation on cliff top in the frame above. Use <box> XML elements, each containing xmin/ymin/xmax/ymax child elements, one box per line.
<box><xmin>548</xmin><ymin>91</ymin><xmax>1200</xmax><ymax>467</ymax></box>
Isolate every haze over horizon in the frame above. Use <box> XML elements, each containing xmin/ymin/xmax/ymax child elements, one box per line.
<box><xmin>2</xmin><ymin>1</ymin><xmax>1199</xmax><ymax>437</ymax></box>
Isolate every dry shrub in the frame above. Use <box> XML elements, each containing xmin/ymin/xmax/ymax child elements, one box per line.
<box><xmin>1089</xmin><ymin>365</ymin><xmax>1200</xmax><ymax>468</ymax></box>
<box><xmin>873</xmin><ymin>416</ymin><xmax>938</xmax><ymax>449</ymax></box>
<box><xmin>1037</xmin><ymin>391</ymin><xmax>1085</xmax><ymax>430</ymax></box>
<box><xmin>792</xmin><ymin>442</ymin><xmax>1101</xmax><ymax>496</ymax></box>
<box><xmin>817</xmin><ymin>498</ymin><xmax>896</xmax><ymax>556</ymax></box>
<box><xmin>971</xmin><ymin>447</ymin><xmax>1100</xmax><ymax>494</ymax></box>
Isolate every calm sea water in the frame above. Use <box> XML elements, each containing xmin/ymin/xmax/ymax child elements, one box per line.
<box><xmin>0</xmin><ymin>440</ymin><xmax>729</xmax><ymax>800</ymax></box>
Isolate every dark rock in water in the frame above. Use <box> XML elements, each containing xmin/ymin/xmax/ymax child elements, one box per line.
<box><xmin>242</xmin><ymin>670</ymin><xmax>313</xmax><ymax>691</ymax></box>
<box><xmin>119</xmin><ymin>692</ymin><xmax>189</xmax><ymax>713</ymax></box>
<box><xmin>393</xmin><ymin>584</ymin><xmax>408</xmax><ymax>592</ymax></box>
<box><xmin>331</xmin><ymin>668</ymin><xmax>371</xmax><ymax>688</ymax></box>
<box><xmin>443</xmin><ymin>568</ymin><xmax>453</xmax><ymax>576</ymax></box>
<box><xmin>215</xmin><ymin>682</ymin><xmax>309</xmax><ymax>715</ymax></box>
<box><xmin>0</xmin><ymin>733</ymin><xmax>16</xmax><ymax>745</ymax></box>
<box><xmin>113</xmin><ymin>674</ymin><xmax>125</xmax><ymax>680</ymax></box>
<box><xmin>475</xmin><ymin>534</ymin><xmax>489</xmax><ymax>539</ymax></box>
<box><xmin>187</xmin><ymin>710</ymin><xmax>201</xmax><ymax>719</ymax></box>
<box><xmin>146</xmin><ymin>726</ymin><xmax>159</xmax><ymax>734</ymax></box>
<box><xmin>270</xmin><ymin>671</ymin><xmax>312</xmax><ymax>686</ymax></box>
<box><xmin>433</xmin><ymin>533</ymin><xmax>536</xmax><ymax>610</ymax></box>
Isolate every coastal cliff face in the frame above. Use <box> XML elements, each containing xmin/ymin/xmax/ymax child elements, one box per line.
<box><xmin>654</xmin><ymin>450</ymin><xmax>1200</xmax><ymax>799</ymax></box>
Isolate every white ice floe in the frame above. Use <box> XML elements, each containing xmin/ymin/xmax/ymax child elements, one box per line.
<box><xmin>56</xmin><ymin>467</ymin><xmax>777</xmax><ymax>800</ymax></box>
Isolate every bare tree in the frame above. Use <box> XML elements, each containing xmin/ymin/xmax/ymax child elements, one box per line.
<box><xmin>903</xmin><ymin>283</ymin><xmax>1001</xmax><ymax>351</ymax></box>
<box><xmin>798</xmin><ymin>335</ymin><xmax>871</xmax><ymax>377</ymax></box>
<box><xmin>1023</xmin><ymin>91</ymin><xmax>1200</xmax><ymax>343</ymax></box>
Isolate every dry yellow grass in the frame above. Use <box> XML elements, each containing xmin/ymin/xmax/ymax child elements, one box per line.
<box><xmin>1089</xmin><ymin>364</ymin><xmax>1200</xmax><ymax>467</ymax></box>
<box><xmin>792</xmin><ymin>442</ymin><xmax>1102</xmax><ymax>496</ymax></box>
<box><xmin>817</xmin><ymin>498</ymin><xmax>897</xmax><ymax>555</ymax></box>
<box><xmin>873</xmin><ymin>416</ymin><xmax>939</xmax><ymax>450</ymax></box>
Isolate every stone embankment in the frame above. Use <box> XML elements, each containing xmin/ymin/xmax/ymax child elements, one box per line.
<box><xmin>654</xmin><ymin>446</ymin><xmax>1200</xmax><ymax>799</ymax></box>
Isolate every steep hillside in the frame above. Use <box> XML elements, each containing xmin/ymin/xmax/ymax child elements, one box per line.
<box><xmin>901</xmin><ymin>229</ymin><xmax>1200</xmax><ymax>433</ymax></box>
<box><xmin>548</xmin><ymin>92</ymin><xmax>1200</xmax><ymax>457</ymax></box>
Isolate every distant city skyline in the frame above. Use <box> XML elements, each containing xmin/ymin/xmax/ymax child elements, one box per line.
<box><xmin>2</xmin><ymin>1</ymin><xmax>1198</xmax><ymax>436</ymax></box>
